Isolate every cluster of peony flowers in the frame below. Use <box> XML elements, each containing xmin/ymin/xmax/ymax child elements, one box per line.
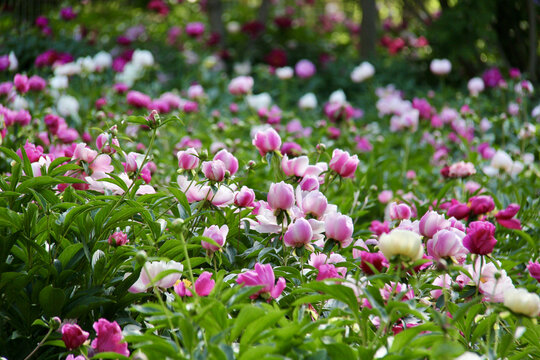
<box><xmin>61</xmin><ymin>318</ymin><xmax>129</xmax><ymax>356</ymax></box>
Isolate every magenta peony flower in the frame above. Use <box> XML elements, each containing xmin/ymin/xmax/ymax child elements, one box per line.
<box><xmin>174</xmin><ymin>271</ymin><xmax>215</xmax><ymax>297</ymax></box>
<box><xmin>234</xmin><ymin>186</ymin><xmax>256</xmax><ymax>207</ymax></box>
<box><xmin>252</xmin><ymin>128</ymin><xmax>281</xmax><ymax>156</ymax></box>
<box><xmin>469</xmin><ymin>195</ymin><xmax>495</xmax><ymax>215</ymax></box>
<box><xmin>91</xmin><ymin>319</ymin><xmax>129</xmax><ymax>356</ymax></box>
<box><xmin>61</xmin><ymin>323</ymin><xmax>89</xmax><ymax>350</ymax></box>
<box><xmin>202</xmin><ymin>160</ymin><xmax>226</xmax><ymax>182</ymax></box>
<box><xmin>527</xmin><ymin>261</ymin><xmax>540</xmax><ymax>283</ymax></box>
<box><xmin>462</xmin><ymin>221</ymin><xmax>497</xmax><ymax>255</ymax></box>
<box><xmin>495</xmin><ymin>204</ymin><xmax>521</xmax><ymax>230</ymax></box>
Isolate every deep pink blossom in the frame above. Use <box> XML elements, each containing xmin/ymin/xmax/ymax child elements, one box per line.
<box><xmin>91</xmin><ymin>319</ymin><xmax>129</xmax><ymax>356</ymax></box>
<box><xmin>237</xmin><ymin>263</ymin><xmax>286</xmax><ymax>300</ymax></box>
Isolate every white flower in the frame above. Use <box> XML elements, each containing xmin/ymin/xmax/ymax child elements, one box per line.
<box><xmin>350</xmin><ymin>61</ymin><xmax>375</xmax><ymax>82</ymax></box>
<box><xmin>226</xmin><ymin>21</ymin><xmax>241</xmax><ymax>34</ymax></box>
<box><xmin>430</xmin><ymin>59</ymin><xmax>452</xmax><ymax>75</ymax></box>
<box><xmin>246</xmin><ymin>93</ymin><xmax>272</xmax><ymax>110</ymax></box>
<box><xmin>234</xmin><ymin>61</ymin><xmax>251</xmax><ymax>75</ymax></box>
<box><xmin>504</xmin><ymin>288</ymin><xmax>540</xmax><ymax>317</ymax></box>
<box><xmin>54</xmin><ymin>62</ymin><xmax>81</xmax><ymax>76</ymax></box>
<box><xmin>129</xmin><ymin>260</ymin><xmax>183</xmax><ymax>293</ymax></box>
<box><xmin>77</xmin><ymin>56</ymin><xmax>96</xmax><ymax>73</ymax></box>
<box><xmin>57</xmin><ymin>95</ymin><xmax>79</xmax><ymax>117</ymax></box>
<box><xmin>454</xmin><ymin>352</ymin><xmax>484</xmax><ymax>360</ymax></box>
<box><xmin>298</xmin><ymin>93</ymin><xmax>317</xmax><ymax>109</ymax></box>
<box><xmin>490</xmin><ymin>150</ymin><xmax>514</xmax><ymax>172</ymax></box>
<box><xmin>131</xmin><ymin>49</ymin><xmax>154</xmax><ymax>68</ymax></box>
<box><xmin>329</xmin><ymin>89</ymin><xmax>346</xmax><ymax>105</ymax></box>
<box><xmin>50</xmin><ymin>75</ymin><xmax>69</xmax><ymax>89</ymax></box>
<box><xmin>378</xmin><ymin>229</ymin><xmax>424</xmax><ymax>261</ymax></box>
<box><xmin>276</xmin><ymin>66</ymin><xmax>294</xmax><ymax>80</ymax></box>
<box><xmin>467</xmin><ymin>77</ymin><xmax>484</xmax><ymax>96</ymax></box>
<box><xmin>12</xmin><ymin>95</ymin><xmax>28</xmax><ymax>110</ymax></box>
<box><xmin>8</xmin><ymin>51</ymin><xmax>18</xmax><ymax>71</ymax></box>
<box><xmin>93</xmin><ymin>51</ymin><xmax>112</xmax><ymax>70</ymax></box>
<box><xmin>116</xmin><ymin>62</ymin><xmax>142</xmax><ymax>87</ymax></box>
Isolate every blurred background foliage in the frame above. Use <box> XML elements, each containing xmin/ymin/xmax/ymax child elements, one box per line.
<box><xmin>0</xmin><ymin>0</ymin><xmax>538</xmax><ymax>89</ymax></box>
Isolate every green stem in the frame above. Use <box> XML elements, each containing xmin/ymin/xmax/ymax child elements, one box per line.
<box><xmin>179</xmin><ymin>231</ymin><xmax>195</xmax><ymax>284</ymax></box>
<box><xmin>23</xmin><ymin>327</ymin><xmax>54</xmax><ymax>360</ymax></box>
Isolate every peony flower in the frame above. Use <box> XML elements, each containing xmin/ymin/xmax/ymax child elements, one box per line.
<box><xmin>378</xmin><ymin>229</ymin><xmax>424</xmax><ymax>261</ymax></box>
<box><xmin>427</xmin><ymin>229</ymin><xmax>468</xmax><ymax>263</ymax></box>
<box><xmin>527</xmin><ymin>261</ymin><xmax>540</xmax><ymax>283</ymax></box>
<box><xmin>228</xmin><ymin>76</ymin><xmax>254</xmax><ymax>95</ymax></box>
<box><xmin>469</xmin><ymin>195</ymin><xmax>495</xmax><ymax>215</ymax></box>
<box><xmin>202</xmin><ymin>160</ymin><xmax>226</xmax><ymax>182</ymax></box>
<box><xmin>467</xmin><ymin>77</ymin><xmax>484</xmax><ymax>96</ymax></box>
<box><xmin>234</xmin><ymin>186</ymin><xmax>256</xmax><ymax>207</ymax></box>
<box><xmin>324</xmin><ymin>212</ymin><xmax>354</xmax><ymax>248</ymax></box>
<box><xmin>108</xmin><ymin>231</ymin><xmax>129</xmax><ymax>246</ymax></box>
<box><xmin>214</xmin><ymin>149</ymin><xmax>239</xmax><ymax>176</ymax></box>
<box><xmin>504</xmin><ymin>288</ymin><xmax>540</xmax><ymax>317</ymax></box>
<box><xmin>61</xmin><ymin>324</ymin><xmax>89</xmax><ymax>350</ymax></box>
<box><xmin>252</xmin><ymin>128</ymin><xmax>281</xmax><ymax>156</ymax></box>
<box><xmin>201</xmin><ymin>225</ymin><xmax>228</xmax><ymax>252</ymax></box>
<box><xmin>91</xmin><ymin>319</ymin><xmax>129</xmax><ymax>356</ymax></box>
<box><xmin>419</xmin><ymin>211</ymin><xmax>450</xmax><ymax>238</ymax></box>
<box><xmin>298</xmin><ymin>93</ymin><xmax>317</xmax><ymax>109</ymax></box>
<box><xmin>129</xmin><ymin>260</ymin><xmax>183</xmax><ymax>293</ymax></box>
<box><xmin>267</xmin><ymin>181</ymin><xmax>294</xmax><ymax>211</ymax></box>
<box><xmin>388</xmin><ymin>202</ymin><xmax>412</xmax><ymax>221</ymax></box>
<box><xmin>237</xmin><ymin>263</ymin><xmax>286</xmax><ymax>300</ymax></box>
<box><xmin>174</xmin><ymin>271</ymin><xmax>215</xmax><ymax>297</ymax></box>
<box><xmin>177</xmin><ymin>148</ymin><xmax>200</xmax><ymax>170</ymax></box>
<box><xmin>329</xmin><ymin>149</ymin><xmax>359</xmax><ymax>178</ymax></box>
<box><xmin>301</xmin><ymin>191</ymin><xmax>328</xmax><ymax>219</ymax></box>
<box><xmin>281</xmin><ymin>154</ymin><xmax>309</xmax><ymax>177</ymax></box>
<box><xmin>295</xmin><ymin>59</ymin><xmax>316</xmax><ymax>79</ymax></box>
<box><xmin>462</xmin><ymin>221</ymin><xmax>496</xmax><ymax>255</ymax></box>
<box><xmin>283</xmin><ymin>218</ymin><xmax>313</xmax><ymax>247</ymax></box>
<box><xmin>358</xmin><ymin>251</ymin><xmax>387</xmax><ymax>275</ymax></box>
<box><xmin>350</xmin><ymin>61</ymin><xmax>375</xmax><ymax>82</ymax></box>
<box><xmin>430</xmin><ymin>59</ymin><xmax>451</xmax><ymax>75</ymax></box>
<box><xmin>494</xmin><ymin>204</ymin><xmax>521</xmax><ymax>230</ymax></box>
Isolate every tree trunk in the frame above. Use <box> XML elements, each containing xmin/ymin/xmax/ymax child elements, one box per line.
<box><xmin>360</xmin><ymin>0</ymin><xmax>378</xmax><ymax>58</ymax></box>
<box><xmin>257</xmin><ymin>0</ymin><xmax>272</xmax><ymax>24</ymax></box>
<box><xmin>528</xmin><ymin>0</ymin><xmax>537</xmax><ymax>80</ymax></box>
<box><xmin>207</xmin><ymin>0</ymin><xmax>226</xmax><ymax>47</ymax></box>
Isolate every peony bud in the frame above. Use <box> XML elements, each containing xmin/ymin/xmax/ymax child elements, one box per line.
<box><xmin>267</xmin><ymin>181</ymin><xmax>295</xmax><ymax>211</ymax></box>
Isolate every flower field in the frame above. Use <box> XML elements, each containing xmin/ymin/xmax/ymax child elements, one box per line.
<box><xmin>0</xmin><ymin>1</ymin><xmax>539</xmax><ymax>359</ymax></box>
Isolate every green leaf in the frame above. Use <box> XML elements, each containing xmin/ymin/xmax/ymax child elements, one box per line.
<box><xmin>39</xmin><ymin>285</ymin><xmax>66</xmax><ymax>316</ymax></box>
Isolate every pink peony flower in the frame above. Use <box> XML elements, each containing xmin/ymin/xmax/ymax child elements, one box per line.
<box><xmin>214</xmin><ymin>149</ymin><xmax>239</xmax><ymax>176</ymax></box>
<box><xmin>234</xmin><ymin>186</ymin><xmax>256</xmax><ymax>207</ymax></box>
<box><xmin>388</xmin><ymin>202</ymin><xmax>412</xmax><ymax>220</ymax></box>
<box><xmin>252</xmin><ymin>128</ymin><xmax>281</xmax><ymax>156</ymax></box>
<box><xmin>329</xmin><ymin>149</ymin><xmax>359</xmax><ymax>178</ymax></box>
<box><xmin>295</xmin><ymin>59</ymin><xmax>316</xmax><ymax>79</ymax></box>
<box><xmin>237</xmin><ymin>263</ymin><xmax>286</xmax><ymax>300</ymax></box>
<box><xmin>91</xmin><ymin>319</ymin><xmax>129</xmax><ymax>356</ymax></box>
<box><xmin>325</xmin><ymin>212</ymin><xmax>354</xmax><ymax>248</ymax></box>
<box><xmin>281</xmin><ymin>154</ymin><xmax>309</xmax><ymax>177</ymax></box>
<box><xmin>228</xmin><ymin>76</ymin><xmax>254</xmax><ymax>95</ymax></box>
<box><xmin>267</xmin><ymin>181</ymin><xmax>294</xmax><ymax>211</ymax></box>
<box><xmin>202</xmin><ymin>160</ymin><xmax>226</xmax><ymax>182</ymax></box>
<box><xmin>283</xmin><ymin>218</ymin><xmax>313</xmax><ymax>247</ymax></box>
<box><xmin>201</xmin><ymin>225</ymin><xmax>228</xmax><ymax>252</ymax></box>
<box><xmin>108</xmin><ymin>231</ymin><xmax>129</xmax><ymax>246</ymax></box>
<box><xmin>174</xmin><ymin>271</ymin><xmax>215</xmax><ymax>297</ymax></box>
<box><xmin>418</xmin><ymin>211</ymin><xmax>449</xmax><ymax>238</ymax></box>
<box><xmin>427</xmin><ymin>229</ymin><xmax>468</xmax><ymax>263</ymax></box>
<box><xmin>177</xmin><ymin>148</ymin><xmax>199</xmax><ymax>170</ymax></box>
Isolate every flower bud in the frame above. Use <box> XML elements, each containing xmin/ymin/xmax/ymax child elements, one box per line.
<box><xmin>267</xmin><ymin>181</ymin><xmax>295</xmax><ymax>211</ymax></box>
